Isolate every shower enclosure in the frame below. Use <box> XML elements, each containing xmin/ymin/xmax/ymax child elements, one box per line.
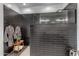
<box><xmin>30</xmin><ymin>10</ymin><xmax>77</xmax><ymax>56</ymax></box>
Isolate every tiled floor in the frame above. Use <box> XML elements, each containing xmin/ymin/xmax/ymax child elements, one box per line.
<box><xmin>20</xmin><ymin>46</ymin><xmax>30</xmax><ymax>56</ymax></box>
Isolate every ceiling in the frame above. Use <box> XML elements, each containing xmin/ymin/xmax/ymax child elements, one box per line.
<box><xmin>4</xmin><ymin>3</ymin><xmax>68</xmax><ymax>14</ymax></box>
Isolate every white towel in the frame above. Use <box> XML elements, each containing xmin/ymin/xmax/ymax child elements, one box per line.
<box><xmin>4</xmin><ymin>25</ymin><xmax>14</xmax><ymax>47</ymax></box>
<box><xmin>14</xmin><ymin>26</ymin><xmax>21</xmax><ymax>40</ymax></box>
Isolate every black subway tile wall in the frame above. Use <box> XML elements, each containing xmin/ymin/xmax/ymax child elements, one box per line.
<box><xmin>30</xmin><ymin>7</ymin><xmax>77</xmax><ymax>56</ymax></box>
<box><xmin>30</xmin><ymin>24</ymin><xmax>76</xmax><ymax>56</ymax></box>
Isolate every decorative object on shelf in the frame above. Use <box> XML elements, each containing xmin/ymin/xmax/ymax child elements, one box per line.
<box><xmin>13</xmin><ymin>26</ymin><xmax>24</xmax><ymax>52</ymax></box>
<box><xmin>13</xmin><ymin>40</ymin><xmax>24</xmax><ymax>52</ymax></box>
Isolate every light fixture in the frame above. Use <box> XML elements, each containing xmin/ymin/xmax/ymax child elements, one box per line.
<box><xmin>57</xmin><ymin>9</ymin><xmax>62</xmax><ymax>12</ymax></box>
<box><xmin>56</xmin><ymin>19</ymin><xmax>68</xmax><ymax>22</ymax></box>
<box><xmin>23</xmin><ymin>8</ymin><xmax>32</xmax><ymax>13</ymax></box>
<box><xmin>39</xmin><ymin>18</ymin><xmax>50</xmax><ymax>24</ymax></box>
<box><xmin>42</xmin><ymin>6</ymin><xmax>54</xmax><ymax>12</ymax></box>
<box><xmin>23</xmin><ymin>3</ymin><xmax>26</xmax><ymax>6</ymax></box>
<box><xmin>7</xmin><ymin>4</ymin><xmax>12</xmax><ymax>8</ymax></box>
<box><xmin>45</xmin><ymin>7</ymin><xmax>52</xmax><ymax>11</ymax></box>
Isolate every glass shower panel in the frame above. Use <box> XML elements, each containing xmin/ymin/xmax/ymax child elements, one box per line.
<box><xmin>30</xmin><ymin>10</ymin><xmax>77</xmax><ymax>56</ymax></box>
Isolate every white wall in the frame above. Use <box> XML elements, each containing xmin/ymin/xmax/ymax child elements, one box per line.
<box><xmin>0</xmin><ymin>4</ymin><xmax>3</xmax><ymax>56</ymax></box>
<box><xmin>77</xmin><ymin>4</ymin><xmax>79</xmax><ymax>50</ymax></box>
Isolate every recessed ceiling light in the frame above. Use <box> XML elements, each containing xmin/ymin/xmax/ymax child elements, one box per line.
<box><xmin>24</xmin><ymin>8</ymin><xmax>32</xmax><ymax>12</ymax></box>
<box><xmin>7</xmin><ymin>4</ymin><xmax>12</xmax><ymax>7</ymax></box>
<box><xmin>42</xmin><ymin>6</ymin><xmax>54</xmax><ymax>12</ymax></box>
<box><xmin>45</xmin><ymin>7</ymin><xmax>52</xmax><ymax>11</ymax></box>
<box><xmin>23</xmin><ymin>3</ymin><xmax>26</xmax><ymax>6</ymax></box>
